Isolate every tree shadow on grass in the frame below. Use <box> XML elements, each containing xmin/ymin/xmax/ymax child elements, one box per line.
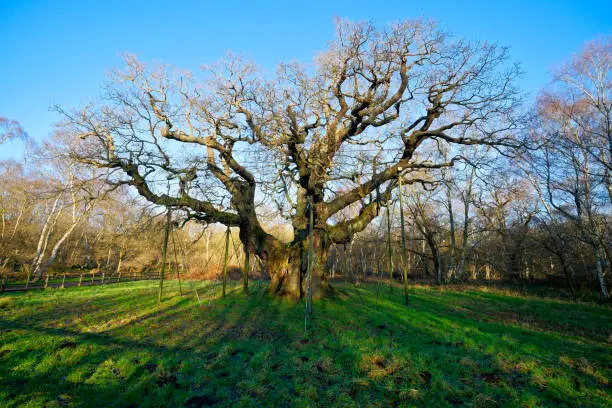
<box><xmin>418</xmin><ymin>288</ymin><xmax>612</xmax><ymax>343</ymax></box>
<box><xmin>311</xmin><ymin>285</ymin><xmax>611</xmax><ymax>406</ymax></box>
<box><xmin>0</xmin><ymin>283</ymin><xmax>302</xmax><ymax>406</ymax></box>
<box><xmin>0</xmin><ymin>281</ymin><xmax>610</xmax><ymax>407</ymax></box>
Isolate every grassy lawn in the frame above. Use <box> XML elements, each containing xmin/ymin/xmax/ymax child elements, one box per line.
<box><xmin>0</xmin><ymin>280</ymin><xmax>610</xmax><ymax>407</ymax></box>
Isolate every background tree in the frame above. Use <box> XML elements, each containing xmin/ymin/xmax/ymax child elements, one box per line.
<box><xmin>524</xmin><ymin>37</ymin><xmax>611</xmax><ymax>296</ymax></box>
<box><xmin>0</xmin><ymin>117</ymin><xmax>27</xmax><ymax>145</ymax></box>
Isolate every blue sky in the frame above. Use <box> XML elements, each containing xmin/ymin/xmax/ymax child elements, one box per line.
<box><xmin>0</xmin><ymin>0</ymin><xmax>610</xmax><ymax>159</ymax></box>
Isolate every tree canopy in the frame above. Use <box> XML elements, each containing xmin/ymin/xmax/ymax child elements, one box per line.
<box><xmin>62</xmin><ymin>19</ymin><xmax>524</xmax><ymax>298</ymax></box>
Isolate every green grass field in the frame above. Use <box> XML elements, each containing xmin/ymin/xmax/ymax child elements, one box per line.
<box><xmin>0</xmin><ymin>281</ymin><xmax>610</xmax><ymax>407</ymax></box>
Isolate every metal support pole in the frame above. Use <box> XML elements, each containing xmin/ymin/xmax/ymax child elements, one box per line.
<box><xmin>385</xmin><ymin>202</ymin><xmax>393</xmax><ymax>293</ymax></box>
<box><xmin>158</xmin><ymin>207</ymin><xmax>171</xmax><ymax>304</ymax></box>
<box><xmin>222</xmin><ymin>226</ymin><xmax>230</xmax><ymax>297</ymax></box>
<box><xmin>305</xmin><ymin>196</ymin><xmax>314</xmax><ymax>330</ymax></box>
<box><xmin>398</xmin><ymin>168</ymin><xmax>409</xmax><ymax>305</ymax></box>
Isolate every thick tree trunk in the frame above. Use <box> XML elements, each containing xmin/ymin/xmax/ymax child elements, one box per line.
<box><xmin>264</xmin><ymin>235</ymin><xmax>330</xmax><ymax>299</ymax></box>
<box><xmin>231</xmin><ymin>181</ymin><xmax>334</xmax><ymax>299</ymax></box>
<box><xmin>266</xmin><ymin>246</ymin><xmax>302</xmax><ymax>299</ymax></box>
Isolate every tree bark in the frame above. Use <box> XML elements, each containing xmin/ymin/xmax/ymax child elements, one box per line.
<box><xmin>593</xmin><ymin>245</ymin><xmax>609</xmax><ymax>297</ymax></box>
<box><xmin>35</xmin><ymin>217</ymin><xmax>83</xmax><ymax>280</ymax></box>
<box><xmin>31</xmin><ymin>196</ymin><xmax>62</xmax><ymax>280</ymax></box>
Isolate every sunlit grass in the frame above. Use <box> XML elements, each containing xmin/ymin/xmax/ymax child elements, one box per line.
<box><xmin>1</xmin><ymin>280</ymin><xmax>610</xmax><ymax>407</ymax></box>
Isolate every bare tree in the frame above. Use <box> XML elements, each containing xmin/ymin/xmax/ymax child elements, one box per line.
<box><xmin>30</xmin><ymin>165</ymin><xmax>100</xmax><ymax>280</ymax></box>
<box><xmin>0</xmin><ymin>117</ymin><xmax>27</xmax><ymax>145</ymax></box>
<box><xmin>550</xmin><ymin>37</ymin><xmax>611</xmax><ymax>204</ymax></box>
<box><xmin>526</xmin><ymin>37</ymin><xmax>611</xmax><ymax>296</ymax></box>
<box><xmin>61</xmin><ymin>19</ymin><xmax>522</xmax><ymax>298</ymax></box>
<box><xmin>406</xmin><ymin>188</ymin><xmax>444</xmax><ymax>283</ymax></box>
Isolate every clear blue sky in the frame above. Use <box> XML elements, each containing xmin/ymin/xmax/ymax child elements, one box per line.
<box><xmin>1</xmin><ymin>0</ymin><xmax>610</xmax><ymax>159</ymax></box>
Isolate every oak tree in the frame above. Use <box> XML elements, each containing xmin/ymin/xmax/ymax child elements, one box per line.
<box><xmin>61</xmin><ymin>19</ymin><xmax>522</xmax><ymax>298</ymax></box>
